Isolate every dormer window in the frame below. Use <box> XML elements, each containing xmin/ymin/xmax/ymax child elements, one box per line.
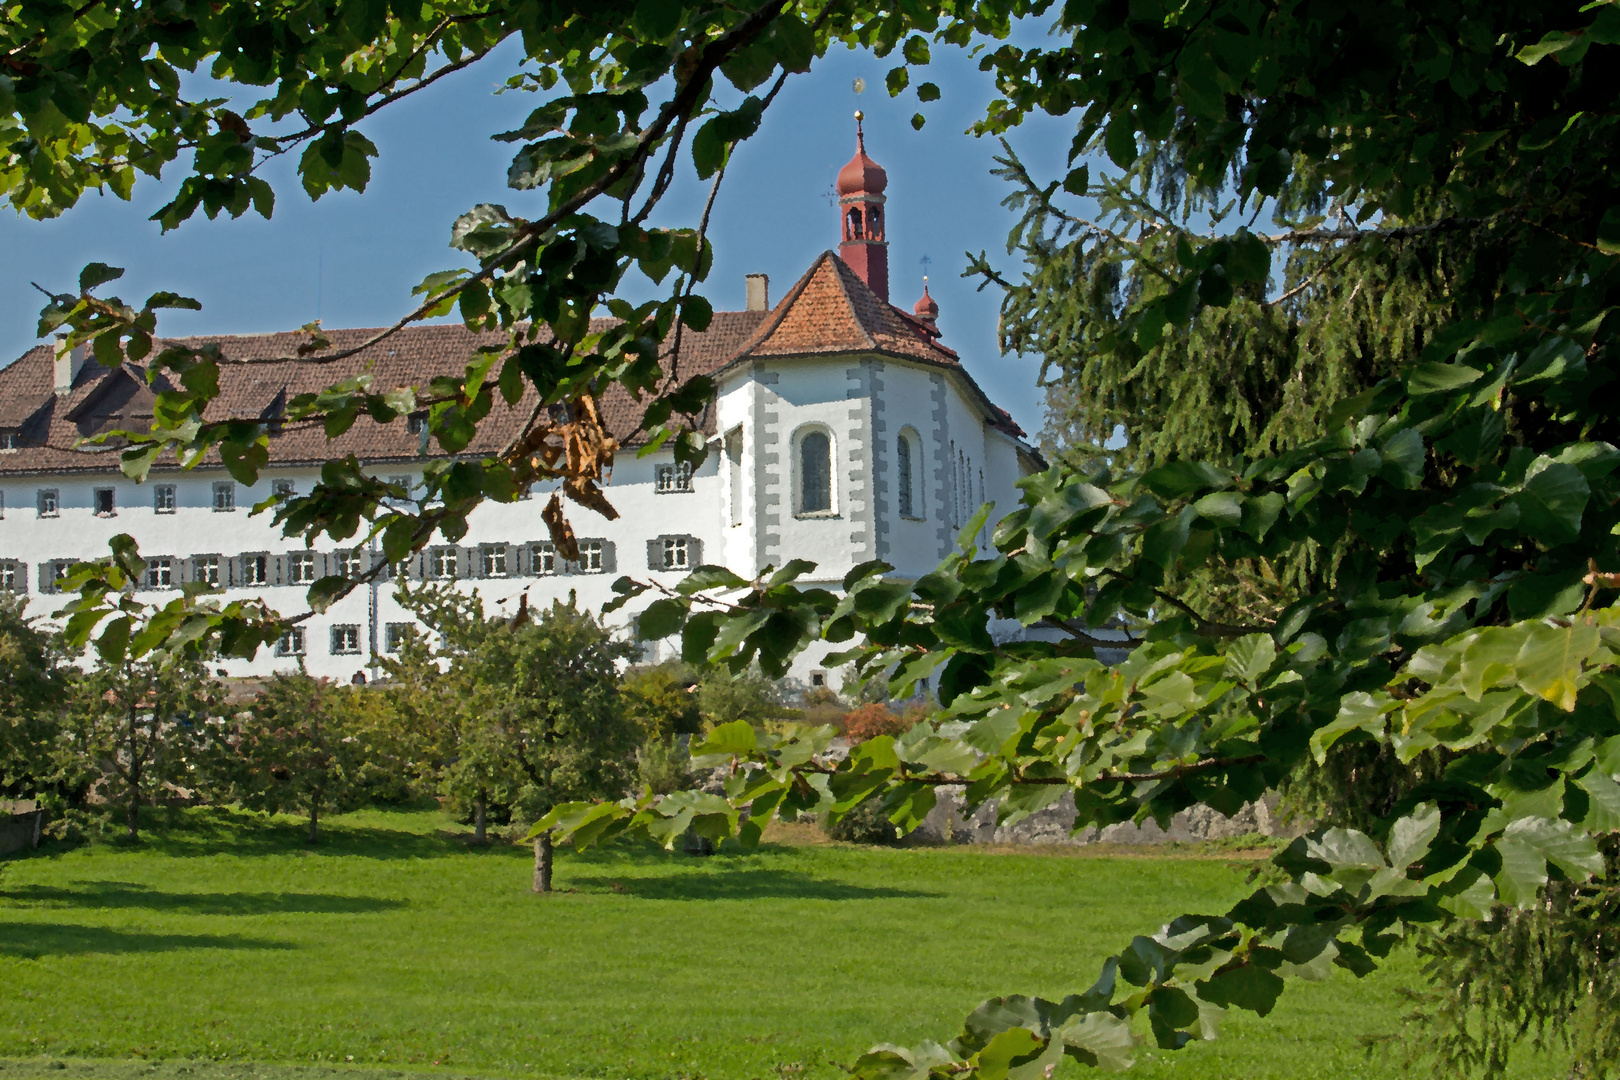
<box><xmin>0</xmin><ymin>431</ymin><xmax>19</xmax><ymax>451</ymax></box>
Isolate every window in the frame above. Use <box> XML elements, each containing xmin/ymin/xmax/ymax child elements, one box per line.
<box><xmin>192</xmin><ymin>555</ymin><xmax>221</xmax><ymax>587</ymax></box>
<box><xmin>897</xmin><ymin>431</ymin><xmax>918</xmax><ymax>518</ymax></box>
<box><xmin>655</xmin><ymin>461</ymin><xmax>693</xmax><ymax>494</ymax></box>
<box><xmin>213</xmin><ymin>482</ymin><xmax>235</xmax><ymax>512</ymax></box>
<box><xmin>0</xmin><ymin>431</ymin><xmax>17</xmax><ymax>451</ymax></box>
<box><xmin>144</xmin><ymin>558</ymin><xmax>174</xmax><ymax>590</ymax></box>
<box><xmin>481</xmin><ymin>544</ymin><xmax>508</xmax><ymax>578</ymax></box>
<box><xmin>577</xmin><ymin>540</ymin><xmax>604</xmax><ymax>573</ymax></box>
<box><xmin>726</xmin><ymin>427</ymin><xmax>744</xmax><ymax>527</ymax></box>
<box><xmin>272</xmin><ymin>479</ymin><xmax>295</xmax><ymax>497</ymax></box>
<box><xmin>330</xmin><ymin>624</ymin><xmax>361</xmax><ymax>655</ymax></box>
<box><xmin>811</xmin><ymin>670</ymin><xmax>826</xmax><ymax>688</ymax></box>
<box><xmin>0</xmin><ymin>561</ymin><xmax>24</xmax><ymax>594</ymax></box>
<box><xmin>154</xmin><ymin>485</ymin><xmax>176</xmax><ymax>513</ymax></box>
<box><xmin>430</xmin><ymin>547</ymin><xmax>458</xmax><ymax>579</ymax></box>
<box><xmin>384</xmin><ymin>622</ymin><xmax>414</xmax><ymax>653</ymax></box>
<box><xmin>37</xmin><ymin>489</ymin><xmax>58</xmax><ymax>518</ymax></box>
<box><xmin>241</xmin><ymin>553</ymin><xmax>269</xmax><ymax>587</ymax></box>
<box><xmin>406</xmin><ymin>415</ymin><xmax>426</xmax><ymax>436</ymax></box>
<box><xmin>532</xmin><ymin>542</ymin><xmax>556</xmax><ymax>576</ymax></box>
<box><xmin>275</xmin><ymin>627</ymin><xmax>306</xmax><ymax>657</ymax></box>
<box><xmin>287</xmin><ymin>551</ymin><xmax>317</xmax><ymax>585</ymax></box>
<box><xmin>44</xmin><ymin>560</ymin><xmax>74</xmax><ymax>593</ymax></box>
<box><xmin>798</xmin><ymin>429</ymin><xmax>831</xmax><ymax>514</ymax></box>
<box><xmin>388</xmin><ymin>475</ymin><xmax>412</xmax><ymax>500</ymax></box>
<box><xmin>663</xmin><ymin>536</ymin><xmax>689</xmax><ymax>570</ymax></box>
<box><xmin>650</xmin><ymin>536</ymin><xmax>699</xmax><ymax>571</ymax></box>
<box><xmin>337</xmin><ymin>550</ymin><xmax>363</xmax><ymax>578</ymax></box>
<box><xmin>94</xmin><ymin>488</ymin><xmax>115</xmax><ymax>516</ymax></box>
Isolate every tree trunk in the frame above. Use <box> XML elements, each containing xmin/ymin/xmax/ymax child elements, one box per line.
<box><xmin>125</xmin><ymin>789</ymin><xmax>140</xmax><ymax>841</ymax></box>
<box><xmin>307</xmin><ymin>794</ymin><xmax>321</xmax><ymax>845</ymax></box>
<box><xmin>125</xmin><ymin>679</ymin><xmax>141</xmax><ymax>841</ymax></box>
<box><xmin>474</xmin><ymin>793</ymin><xmax>487</xmax><ymax>846</ymax></box>
<box><xmin>533</xmin><ymin>832</ymin><xmax>553</xmax><ymax>893</ymax></box>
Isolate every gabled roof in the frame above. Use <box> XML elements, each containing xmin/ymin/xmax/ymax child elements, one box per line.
<box><xmin>727</xmin><ymin>251</ymin><xmax>961</xmax><ymax>367</ymax></box>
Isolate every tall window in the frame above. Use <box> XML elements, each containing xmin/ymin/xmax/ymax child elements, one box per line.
<box><xmin>532</xmin><ymin>542</ymin><xmax>556</xmax><ymax>576</ymax></box>
<box><xmin>273</xmin><ymin>479</ymin><xmax>295</xmax><ymax>497</ymax></box>
<box><xmin>896</xmin><ymin>433</ymin><xmax>915</xmax><ymax>518</ymax></box>
<box><xmin>288</xmin><ymin>552</ymin><xmax>317</xmax><ymax>585</ymax></box>
<box><xmin>663</xmin><ymin>536</ymin><xmax>689</xmax><ymax>570</ymax></box>
<box><xmin>212</xmin><ymin>482</ymin><xmax>235</xmax><ymax>512</ymax></box>
<box><xmin>384</xmin><ymin>623</ymin><xmax>413</xmax><ymax>652</ymax></box>
<box><xmin>94</xmin><ymin>488</ymin><xmax>115</xmax><ymax>516</ymax></box>
<box><xmin>726</xmin><ymin>427</ymin><xmax>744</xmax><ymax>526</ymax></box>
<box><xmin>799</xmin><ymin>430</ymin><xmax>831</xmax><ymax>514</ymax></box>
<box><xmin>337</xmin><ymin>550</ymin><xmax>363</xmax><ymax>578</ymax></box>
<box><xmin>154</xmin><ymin>485</ymin><xmax>176</xmax><ymax>513</ymax></box>
<box><xmin>0</xmin><ymin>563</ymin><xmax>17</xmax><ymax>592</ymax></box>
<box><xmin>37</xmin><ymin>489</ymin><xmax>58</xmax><ymax>518</ymax></box>
<box><xmin>577</xmin><ymin>540</ymin><xmax>604</xmax><ymax>573</ymax></box>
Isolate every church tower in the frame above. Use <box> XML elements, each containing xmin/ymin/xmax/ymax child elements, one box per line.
<box><xmin>837</xmin><ymin>112</ymin><xmax>889</xmax><ymax>302</ymax></box>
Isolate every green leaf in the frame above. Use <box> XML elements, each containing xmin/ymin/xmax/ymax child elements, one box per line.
<box><xmin>637</xmin><ymin>598</ymin><xmax>687</xmax><ymax>640</ymax></box>
<box><xmin>1104</xmin><ymin>116</ymin><xmax>1138</xmax><ymax>169</ymax></box>
<box><xmin>1514</xmin><ymin>619</ymin><xmax>1600</xmax><ymax>711</ymax></box>
<box><xmin>692</xmin><ymin>719</ymin><xmax>757</xmax><ymax>758</ymax></box>
<box><xmin>78</xmin><ymin>262</ymin><xmax>124</xmax><ymax>291</ymax></box>
<box><xmin>1513</xmin><ymin>459</ymin><xmax>1590</xmax><ymax>543</ymax></box>
<box><xmin>1198</xmin><ymin>962</ymin><xmax>1285</xmax><ymax>1016</ymax></box>
<box><xmin>1598</xmin><ymin>208</ymin><xmax>1620</xmax><ymax>256</ymax></box>
<box><xmin>1223</xmin><ymin>634</ymin><xmax>1276</xmax><ymax>684</ymax></box>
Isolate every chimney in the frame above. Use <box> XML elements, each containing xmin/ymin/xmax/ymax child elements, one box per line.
<box><xmin>53</xmin><ymin>335</ymin><xmax>86</xmax><ymax>396</ymax></box>
<box><xmin>745</xmin><ymin>273</ymin><xmax>769</xmax><ymax>312</ymax></box>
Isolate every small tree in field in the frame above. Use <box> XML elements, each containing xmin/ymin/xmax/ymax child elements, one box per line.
<box><xmin>0</xmin><ymin>594</ymin><xmax>68</xmax><ymax>804</ymax></box>
<box><xmin>397</xmin><ymin>586</ymin><xmax>637</xmax><ymax>888</ymax></box>
<box><xmin>228</xmin><ymin>670</ymin><xmax>398</xmax><ymax>844</ymax></box>
<box><xmin>65</xmin><ymin>653</ymin><xmax>221</xmax><ymax>841</ymax></box>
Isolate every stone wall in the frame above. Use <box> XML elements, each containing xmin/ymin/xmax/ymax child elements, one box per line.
<box><xmin>907</xmin><ymin>787</ymin><xmax>1300</xmax><ymax>847</ymax></box>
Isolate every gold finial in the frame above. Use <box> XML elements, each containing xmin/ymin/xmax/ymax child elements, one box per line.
<box><xmin>854</xmin><ymin>109</ymin><xmax>864</xmax><ymax>121</ymax></box>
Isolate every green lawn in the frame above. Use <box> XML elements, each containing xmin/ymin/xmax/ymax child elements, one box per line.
<box><xmin>0</xmin><ymin>809</ymin><xmax>1559</xmax><ymax>1080</ymax></box>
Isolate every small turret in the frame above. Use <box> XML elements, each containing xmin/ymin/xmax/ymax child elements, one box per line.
<box><xmin>837</xmin><ymin>112</ymin><xmax>889</xmax><ymax>302</ymax></box>
<box><xmin>913</xmin><ymin>278</ymin><xmax>939</xmax><ymax>333</ymax></box>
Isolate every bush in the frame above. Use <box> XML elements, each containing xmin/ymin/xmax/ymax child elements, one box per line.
<box><xmin>840</xmin><ymin>703</ymin><xmax>914</xmax><ymax>743</ymax></box>
<box><xmin>823</xmin><ymin>799</ymin><xmax>899</xmax><ymax>845</ymax></box>
<box><xmin>637</xmin><ymin>736</ymin><xmax>694</xmax><ymax>796</ymax></box>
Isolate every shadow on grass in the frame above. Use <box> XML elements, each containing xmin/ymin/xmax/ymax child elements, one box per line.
<box><xmin>1</xmin><ymin>881</ymin><xmax>404</xmax><ymax>916</ymax></box>
<box><xmin>120</xmin><ymin>807</ymin><xmax>481</xmax><ymax>861</ymax></box>
<box><xmin>0</xmin><ymin>922</ymin><xmax>294</xmax><ymax>959</ymax></box>
<box><xmin>569</xmin><ymin>868</ymin><xmax>939</xmax><ymax>901</ymax></box>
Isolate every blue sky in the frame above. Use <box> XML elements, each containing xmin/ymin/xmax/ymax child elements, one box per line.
<box><xmin>0</xmin><ymin>32</ymin><xmax>1075</xmax><ymax>438</ymax></box>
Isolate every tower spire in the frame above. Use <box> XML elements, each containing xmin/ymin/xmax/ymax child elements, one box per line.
<box><xmin>837</xmin><ymin>110</ymin><xmax>889</xmax><ymax>302</ymax></box>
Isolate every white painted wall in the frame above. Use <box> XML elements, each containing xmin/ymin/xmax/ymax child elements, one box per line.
<box><xmin>0</xmin><ymin>351</ymin><xmax>1034</xmax><ymax>690</ymax></box>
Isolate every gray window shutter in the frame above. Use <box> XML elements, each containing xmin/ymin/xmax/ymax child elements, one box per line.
<box><xmin>228</xmin><ymin>556</ymin><xmax>239</xmax><ymax>588</ymax></box>
<box><xmin>38</xmin><ymin>564</ymin><xmax>49</xmax><ymax>594</ymax></box>
<box><xmin>272</xmin><ymin>554</ymin><xmax>286</xmax><ymax>586</ymax></box>
<box><xmin>687</xmin><ymin>539</ymin><xmax>701</xmax><ymax>568</ymax></box>
<box><xmin>14</xmin><ymin>562</ymin><xmax>26</xmax><ymax>595</ymax></box>
<box><xmin>458</xmin><ymin>546</ymin><xmax>474</xmax><ymax>579</ymax></box>
<box><xmin>602</xmin><ymin>541</ymin><xmax>616</xmax><ymax>574</ymax></box>
<box><xmin>647</xmin><ymin>539</ymin><xmax>661</xmax><ymax>570</ymax></box>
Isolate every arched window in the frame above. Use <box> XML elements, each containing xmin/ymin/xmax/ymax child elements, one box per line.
<box><xmin>896</xmin><ymin>428</ymin><xmax>920</xmax><ymax>518</ymax></box>
<box><xmin>846</xmin><ymin>207</ymin><xmax>864</xmax><ymax>240</ymax></box>
<box><xmin>799</xmin><ymin>429</ymin><xmax>831</xmax><ymax>514</ymax></box>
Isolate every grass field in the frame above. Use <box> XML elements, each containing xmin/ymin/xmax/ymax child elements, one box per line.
<box><xmin>0</xmin><ymin>808</ymin><xmax>1560</xmax><ymax>1080</ymax></box>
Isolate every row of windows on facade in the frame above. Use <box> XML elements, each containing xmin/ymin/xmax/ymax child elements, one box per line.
<box><xmin>16</xmin><ymin>464</ymin><xmax>695</xmax><ymax>520</ymax></box>
<box><xmin>272</xmin><ymin>621</ymin><xmax>446</xmax><ymax>658</ymax></box>
<box><xmin>2</xmin><ymin>534</ymin><xmax>704</xmax><ymax>594</ymax></box>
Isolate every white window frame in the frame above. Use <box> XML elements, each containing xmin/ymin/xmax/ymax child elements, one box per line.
<box><xmin>896</xmin><ymin>427</ymin><xmax>924</xmax><ymax>520</ymax></box>
<box><xmin>272</xmin><ymin>479</ymin><xmax>295</xmax><ymax>497</ymax></box>
<box><xmin>430</xmin><ymin>547</ymin><xmax>458</xmax><ymax>580</ymax></box>
<box><xmin>384</xmin><ymin>622</ymin><xmax>413</xmax><ymax>653</ymax></box>
<box><xmin>37</xmin><ymin>489</ymin><xmax>58</xmax><ymax>518</ymax></box>
<box><xmin>154</xmin><ymin>484</ymin><xmax>177</xmax><ymax>514</ymax></box>
<box><xmin>330</xmin><ymin>624</ymin><xmax>361</xmax><ymax>655</ymax></box>
<box><xmin>482</xmin><ymin>544</ymin><xmax>508</xmax><ymax>578</ymax></box>
<box><xmin>287</xmin><ymin>551</ymin><xmax>317</xmax><ymax>585</ymax></box>
<box><xmin>212</xmin><ymin>482</ymin><xmax>235</xmax><ymax>512</ymax></box>
<box><xmin>0</xmin><ymin>562</ymin><xmax>19</xmax><ymax>592</ymax></box>
<box><xmin>143</xmin><ymin>558</ymin><xmax>174</xmax><ymax>590</ymax></box>
<box><xmin>662</xmin><ymin>536</ymin><xmax>690</xmax><ymax>570</ymax></box>
<box><xmin>532</xmin><ymin>542</ymin><xmax>556</xmax><ymax>576</ymax></box>
<box><xmin>275</xmin><ymin>627</ymin><xmax>306</xmax><ymax>657</ymax></box>
<box><xmin>93</xmin><ymin>487</ymin><xmax>116</xmax><ymax>517</ymax></box>
<box><xmin>337</xmin><ymin>550</ymin><xmax>363</xmax><ymax>578</ymax></box>
<box><xmin>577</xmin><ymin>540</ymin><xmax>604</xmax><ymax>574</ymax></box>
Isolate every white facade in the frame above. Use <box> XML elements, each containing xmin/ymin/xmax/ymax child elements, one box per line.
<box><xmin>0</xmin><ymin>341</ymin><xmax>1034</xmax><ymax>686</ymax></box>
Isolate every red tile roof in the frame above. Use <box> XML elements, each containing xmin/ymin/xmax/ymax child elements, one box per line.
<box><xmin>0</xmin><ymin>252</ymin><xmax>1027</xmax><ymax>476</ymax></box>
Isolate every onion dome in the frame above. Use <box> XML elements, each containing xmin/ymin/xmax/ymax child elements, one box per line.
<box><xmin>913</xmin><ymin>280</ymin><xmax>939</xmax><ymax>322</ymax></box>
<box><xmin>837</xmin><ymin>112</ymin><xmax>888</xmax><ymax>196</ymax></box>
